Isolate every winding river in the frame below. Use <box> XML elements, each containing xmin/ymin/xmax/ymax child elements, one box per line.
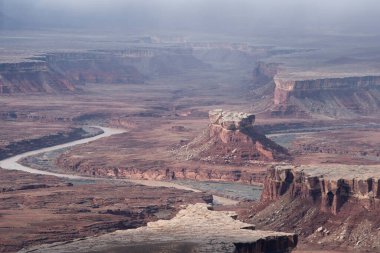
<box><xmin>0</xmin><ymin>126</ymin><xmax>125</xmax><ymax>179</ymax></box>
<box><xmin>0</xmin><ymin>126</ymin><xmax>237</xmax><ymax>205</ymax></box>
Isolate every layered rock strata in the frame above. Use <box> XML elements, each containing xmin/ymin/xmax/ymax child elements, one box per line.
<box><xmin>272</xmin><ymin>75</ymin><xmax>380</xmax><ymax>116</ymax></box>
<box><xmin>20</xmin><ymin>203</ymin><xmax>297</xmax><ymax>253</ymax></box>
<box><xmin>0</xmin><ymin>61</ymin><xmax>76</xmax><ymax>94</ymax></box>
<box><xmin>261</xmin><ymin>164</ymin><xmax>380</xmax><ymax>214</ymax></box>
<box><xmin>250</xmin><ymin>61</ymin><xmax>380</xmax><ymax>117</ymax></box>
<box><xmin>54</xmin><ymin>158</ymin><xmax>268</xmax><ymax>185</ymax></box>
<box><xmin>274</xmin><ymin>76</ymin><xmax>380</xmax><ymax>105</ymax></box>
<box><xmin>190</xmin><ymin>109</ymin><xmax>290</xmax><ymax>162</ymax></box>
<box><xmin>0</xmin><ymin>47</ymin><xmax>207</xmax><ymax>94</ymax></box>
<box><xmin>245</xmin><ymin>164</ymin><xmax>380</xmax><ymax>251</ymax></box>
<box><xmin>44</xmin><ymin>52</ymin><xmax>145</xmax><ymax>84</ymax></box>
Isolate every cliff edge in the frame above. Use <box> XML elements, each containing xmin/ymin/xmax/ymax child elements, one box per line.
<box><xmin>243</xmin><ymin>164</ymin><xmax>380</xmax><ymax>252</ymax></box>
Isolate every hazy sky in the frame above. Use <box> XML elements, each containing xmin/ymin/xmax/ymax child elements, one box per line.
<box><xmin>1</xmin><ymin>0</ymin><xmax>380</xmax><ymax>36</ymax></box>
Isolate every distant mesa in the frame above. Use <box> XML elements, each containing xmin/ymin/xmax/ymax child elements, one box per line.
<box><xmin>273</xmin><ymin>75</ymin><xmax>380</xmax><ymax>106</ymax></box>
<box><xmin>251</xmin><ymin>62</ymin><xmax>380</xmax><ymax>118</ymax></box>
<box><xmin>0</xmin><ymin>48</ymin><xmax>208</xmax><ymax>95</ymax></box>
<box><xmin>271</xmin><ymin>75</ymin><xmax>380</xmax><ymax>117</ymax></box>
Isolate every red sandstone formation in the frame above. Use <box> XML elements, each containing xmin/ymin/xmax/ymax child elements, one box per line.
<box><xmin>250</xmin><ymin>61</ymin><xmax>380</xmax><ymax>117</ymax></box>
<box><xmin>180</xmin><ymin>109</ymin><xmax>290</xmax><ymax>163</ymax></box>
<box><xmin>272</xmin><ymin>75</ymin><xmax>380</xmax><ymax>117</ymax></box>
<box><xmin>242</xmin><ymin>164</ymin><xmax>380</xmax><ymax>252</ymax></box>
<box><xmin>261</xmin><ymin>165</ymin><xmax>380</xmax><ymax>214</ymax></box>
<box><xmin>54</xmin><ymin>157</ymin><xmax>268</xmax><ymax>185</ymax></box>
<box><xmin>274</xmin><ymin>76</ymin><xmax>380</xmax><ymax>104</ymax></box>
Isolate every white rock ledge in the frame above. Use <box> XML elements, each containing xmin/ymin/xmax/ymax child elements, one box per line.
<box><xmin>20</xmin><ymin>203</ymin><xmax>297</xmax><ymax>253</ymax></box>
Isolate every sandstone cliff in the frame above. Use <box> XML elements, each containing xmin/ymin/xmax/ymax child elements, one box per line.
<box><xmin>0</xmin><ymin>61</ymin><xmax>76</xmax><ymax>94</ymax></box>
<box><xmin>54</xmin><ymin>158</ymin><xmax>268</xmax><ymax>185</ymax></box>
<box><xmin>250</xmin><ymin>60</ymin><xmax>380</xmax><ymax>118</ymax></box>
<box><xmin>272</xmin><ymin>75</ymin><xmax>380</xmax><ymax>117</ymax></box>
<box><xmin>244</xmin><ymin>164</ymin><xmax>380</xmax><ymax>251</ymax></box>
<box><xmin>0</xmin><ymin>47</ymin><xmax>207</xmax><ymax>95</ymax></box>
<box><xmin>261</xmin><ymin>165</ymin><xmax>380</xmax><ymax>214</ymax></box>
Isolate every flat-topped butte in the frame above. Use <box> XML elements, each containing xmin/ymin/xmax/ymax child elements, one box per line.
<box><xmin>209</xmin><ymin>109</ymin><xmax>255</xmax><ymax>130</ymax></box>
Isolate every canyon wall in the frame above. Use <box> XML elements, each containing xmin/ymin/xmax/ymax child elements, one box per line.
<box><xmin>246</xmin><ymin>165</ymin><xmax>380</xmax><ymax>251</ymax></box>
<box><xmin>250</xmin><ymin>61</ymin><xmax>380</xmax><ymax>117</ymax></box>
<box><xmin>272</xmin><ymin>76</ymin><xmax>380</xmax><ymax>116</ymax></box>
<box><xmin>0</xmin><ymin>61</ymin><xmax>76</xmax><ymax>94</ymax></box>
<box><xmin>274</xmin><ymin>76</ymin><xmax>380</xmax><ymax>105</ymax></box>
<box><xmin>0</xmin><ymin>47</ymin><xmax>207</xmax><ymax>95</ymax></box>
<box><xmin>261</xmin><ymin>165</ymin><xmax>380</xmax><ymax>214</ymax></box>
<box><xmin>44</xmin><ymin>52</ymin><xmax>145</xmax><ymax>84</ymax></box>
<box><xmin>252</xmin><ymin>62</ymin><xmax>279</xmax><ymax>86</ymax></box>
<box><xmin>53</xmin><ymin>158</ymin><xmax>267</xmax><ymax>185</ymax></box>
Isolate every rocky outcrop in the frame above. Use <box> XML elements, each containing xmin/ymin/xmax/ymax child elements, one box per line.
<box><xmin>244</xmin><ymin>164</ymin><xmax>380</xmax><ymax>252</ymax></box>
<box><xmin>209</xmin><ymin>109</ymin><xmax>256</xmax><ymax>130</ymax></box>
<box><xmin>261</xmin><ymin>165</ymin><xmax>380</xmax><ymax>214</ymax></box>
<box><xmin>20</xmin><ymin>203</ymin><xmax>297</xmax><ymax>253</ymax></box>
<box><xmin>188</xmin><ymin>109</ymin><xmax>290</xmax><ymax>162</ymax></box>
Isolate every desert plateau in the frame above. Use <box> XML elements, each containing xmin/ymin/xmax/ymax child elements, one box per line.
<box><xmin>0</xmin><ymin>1</ymin><xmax>379</xmax><ymax>252</ymax></box>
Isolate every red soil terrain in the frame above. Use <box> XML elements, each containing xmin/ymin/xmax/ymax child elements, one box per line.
<box><xmin>0</xmin><ymin>169</ymin><xmax>212</xmax><ymax>253</ymax></box>
<box><xmin>53</xmin><ymin>109</ymin><xmax>289</xmax><ymax>185</ymax></box>
<box><xmin>0</xmin><ymin>36</ymin><xmax>380</xmax><ymax>252</ymax></box>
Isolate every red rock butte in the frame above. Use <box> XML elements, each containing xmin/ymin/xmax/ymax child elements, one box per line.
<box><xmin>201</xmin><ymin>109</ymin><xmax>290</xmax><ymax>162</ymax></box>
